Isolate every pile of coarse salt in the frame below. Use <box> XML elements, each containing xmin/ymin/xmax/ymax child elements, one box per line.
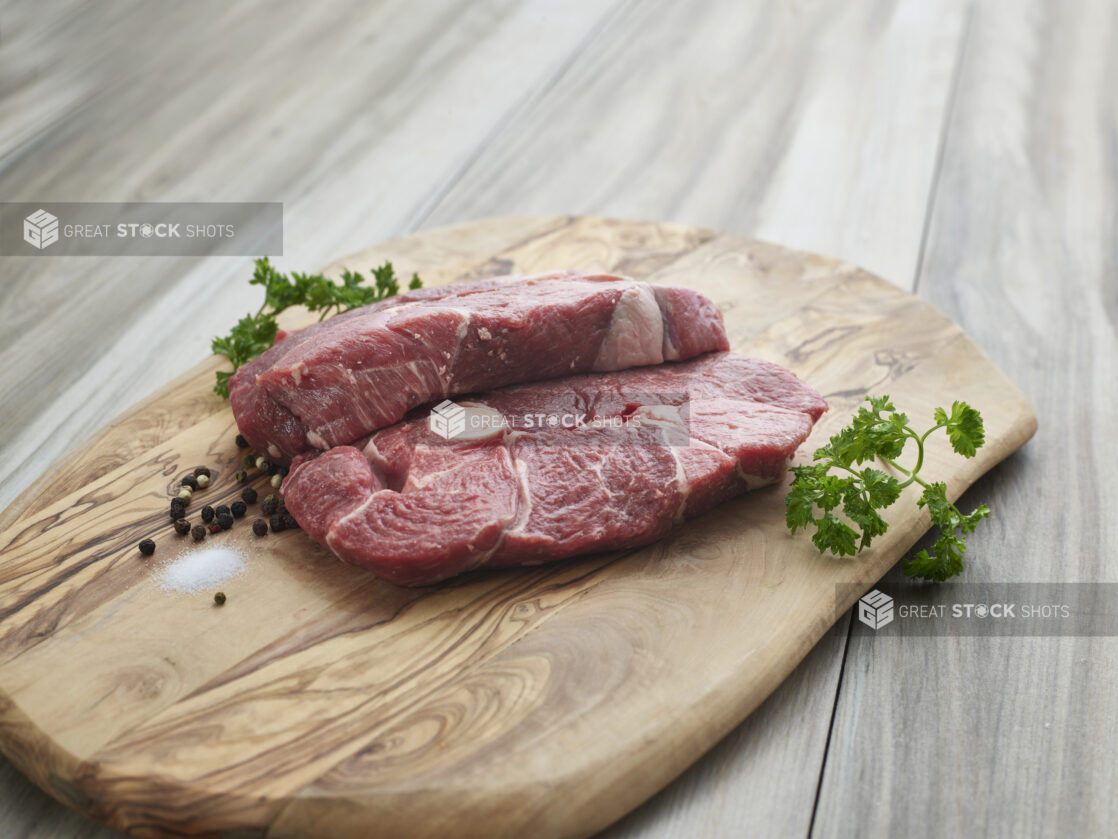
<box><xmin>156</xmin><ymin>545</ymin><xmax>246</xmax><ymax>594</ymax></box>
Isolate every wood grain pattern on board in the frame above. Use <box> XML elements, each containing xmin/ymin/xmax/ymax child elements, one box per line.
<box><xmin>0</xmin><ymin>217</ymin><xmax>1036</xmax><ymax>839</ymax></box>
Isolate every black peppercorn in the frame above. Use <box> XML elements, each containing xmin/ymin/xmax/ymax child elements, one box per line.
<box><xmin>193</xmin><ymin>466</ymin><xmax>211</xmax><ymax>478</ymax></box>
<box><xmin>269</xmin><ymin>513</ymin><xmax>286</xmax><ymax>533</ymax></box>
<box><xmin>170</xmin><ymin>498</ymin><xmax>186</xmax><ymax>519</ymax></box>
<box><xmin>181</xmin><ymin>474</ymin><xmax>199</xmax><ymax>491</ymax></box>
<box><xmin>231</xmin><ymin>500</ymin><xmax>247</xmax><ymax>518</ymax></box>
<box><xmin>260</xmin><ymin>460</ymin><xmax>276</xmax><ymax>476</ymax></box>
<box><xmin>138</xmin><ymin>538</ymin><xmax>155</xmax><ymax>556</ymax></box>
<box><xmin>235</xmin><ymin>434</ymin><xmax>249</xmax><ymax>448</ymax></box>
<box><xmin>201</xmin><ymin>505</ymin><xmax>215</xmax><ymax>523</ymax></box>
<box><xmin>252</xmin><ymin>518</ymin><xmax>268</xmax><ymax>536</ymax></box>
<box><xmin>241</xmin><ymin>487</ymin><xmax>258</xmax><ymax>504</ymax></box>
<box><xmin>173</xmin><ymin>518</ymin><xmax>190</xmax><ymax>536</ymax></box>
<box><xmin>215</xmin><ymin>504</ymin><xmax>230</xmax><ymax>517</ymax></box>
<box><xmin>191</xmin><ymin>524</ymin><xmax>206</xmax><ymax>542</ymax></box>
<box><xmin>261</xmin><ymin>494</ymin><xmax>279</xmax><ymax>516</ymax></box>
<box><xmin>216</xmin><ymin>512</ymin><xmax>234</xmax><ymax>531</ymax></box>
<box><xmin>214</xmin><ymin>591</ymin><xmax>227</xmax><ymax>605</ymax></box>
<box><xmin>281</xmin><ymin>512</ymin><xmax>298</xmax><ymax>530</ymax></box>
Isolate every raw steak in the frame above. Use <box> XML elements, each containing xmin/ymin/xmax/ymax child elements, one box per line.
<box><xmin>282</xmin><ymin>353</ymin><xmax>827</xmax><ymax>586</ymax></box>
<box><xmin>230</xmin><ymin>271</ymin><xmax>729</xmax><ymax>463</ymax></box>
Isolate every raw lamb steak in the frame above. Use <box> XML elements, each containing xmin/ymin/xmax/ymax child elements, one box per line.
<box><xmin>282</xmin><ymin>353</ymin><xmax>827</xmax><ymax>586</ymax></box>
<box><xmin>230</xmin><ymin>271</ymin><xmax>728</xmax><ymax>463</ymax></box>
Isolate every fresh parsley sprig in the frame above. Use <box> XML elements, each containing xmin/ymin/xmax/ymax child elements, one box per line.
<box><xmin>211</xmin><ymin>257</ymin><xmax>422</xmax><ymax>398</ymax></box>
<box><xmin>785</xmin><ymin>395</ymin><xmax>989</xmax><ymax>581</ymax></box>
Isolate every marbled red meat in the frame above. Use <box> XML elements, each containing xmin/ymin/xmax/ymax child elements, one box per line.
<box><xmin>282</xmin><ymin>353</ymin><xmax>827</xmax><ymax>586</ymax></box>
<box><xmin>230</xmin><ymin>271</ymin><xmax>729</xmax><ymax>463</ymax></box>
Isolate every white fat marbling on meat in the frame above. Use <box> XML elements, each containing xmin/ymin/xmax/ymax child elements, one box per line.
<box><xmin>501</xmin><ymin>440</ymin><xmax>534</xmax><ymax>538</ymax></box>
<box><xmin>441</xmin><ymin>309</ymin><xmax>472</xmax><ymax>388</ymax></box>
<box><xmin>630</xmin><ymin>405</ymin><xmax>692</xmax><ymax>522</ymax></box>
<box><xmin>592</xmin><ymin>285</ymin><xmax>664</xmax><ymax>371</ymax></box>
<box><xmin>736</xmin><ymin>468</ymin><xmax>778</xmax><ymax>491</ymax></box>
<box><xmin>326</xmin><ymin>493</ymin><xmax>379</xmax><ymax>551</ymax></box>
<box><xmin>658</xmin><ymin>294</ymin><xmax>679</xmax><ymax>360</ymax></box>
<box><xmin>455</xmin><ymin>405</ymin><xmax>505</xmax><ymax>442</ymax></box>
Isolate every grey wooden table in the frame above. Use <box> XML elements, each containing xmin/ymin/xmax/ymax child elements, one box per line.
<box><xmin>0</xmin><ymin>1</ymin><xmax>1114</xmax><ymax>837</ymax></box>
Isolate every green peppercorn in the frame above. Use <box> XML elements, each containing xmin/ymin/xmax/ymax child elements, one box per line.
<box><xmin>261</xmin><ymin>495</ymin><xmax>279</xmax><ymax>516</ymax></box>
<box><xmin>193</xmin><ymin>466</ymin><xmax>211</xmax><ymax>478</ymax></box>
<box><xmin>173</xmin><ymin>518</ymin><xmax>190</xmax><ymax>536</ymax></box>
<box><xmin>138</xmin><ymin>538</ymin><xmax>155</xmax><ymax>556</ymax></box>
<box><xmin>201</xmin><ymin>505</ymin><xmax>215</xmax><ymax>523</ymax></box>
<box><xmin>252</xmin><ymin>518</ymin><xmax>268</xmax><ymax>536</ymax></box>
<box><xmin>195</xmin><ymin>474</ymin><xmax>210</xmax><ymax>489</ymax></box>
<box><xmin>269</xmin><ymin>513</ymin><xmax>286</xmax><ymax>533</ymax></box>
<box><xmin>235</xmin><ymin>470</ymin><xmax>248</xmax><ymax>483</ymax></box>
<box><xmin>241</xmin><ymin>487</ymin><xmax>258</xmax><ymax>504</ymax></box>
<box><xmin>214</xmin><ymin>591</ymin><xmax>227</xmax><ymax>605</ymax></box>
<box><xmin>242</xmin><ymin>454</ymin><xmax>255</xmax><ymax>469</ymax></box>
<box><xmin>191</xmin><ymin>524</ymin><xmax>206</xmax><ymax>542</ymax></box>
<box><xmin>235</xmin><ymin>434</ymin><xmax>249</xmax><ymax>448</ymax></box>
<box><xmin>181</xmin><ymin>475</ymin><xmax>199</xmax><ymax>491</ymax></box>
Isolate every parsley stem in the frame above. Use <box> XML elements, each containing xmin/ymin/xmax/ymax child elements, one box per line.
<box><xmin>918</xmin><ymin>423</ymin><xmax>947</xmax><ymax>445</ymax></box>
<box><xmin>881</xmin><ymin>456</ymin><xmax>932</xmax><ymax>490</ymax></box>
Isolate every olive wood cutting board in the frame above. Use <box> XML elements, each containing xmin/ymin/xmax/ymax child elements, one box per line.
<box><xmin>0</xmin><ymin>216</ymin><xmax>1036</xmax><ymax>838</ymax></box>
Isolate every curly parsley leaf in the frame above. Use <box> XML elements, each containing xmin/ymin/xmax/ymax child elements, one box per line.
<box><xmin>211</xmin><ymin>257</ymin><xmax>422</xmax><ymax>398</ymax></box>
<box><xmin>934</xmin><ymin>400</ymin><xmax>986</xmax><ymax>458</ymax></box>
<box><xmin>785</xmin><ymin>395</ymin><xmax>989</xmax><ymax>581</ymax></box>
<box><xmin>900</xmin><ymin>482</ymin><xmax>991</xmax><ymax>581</ymax></box>
<box><xmin>813</xmin><ymin>513</ymin><xmax>859</xmax><ymax>557</ymax></box>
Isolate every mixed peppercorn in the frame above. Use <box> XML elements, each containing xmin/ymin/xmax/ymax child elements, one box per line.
<box><xmin>136</xmin><ymin>435</ymin><xmax>301</xmax><ymax>580</ymax></box>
